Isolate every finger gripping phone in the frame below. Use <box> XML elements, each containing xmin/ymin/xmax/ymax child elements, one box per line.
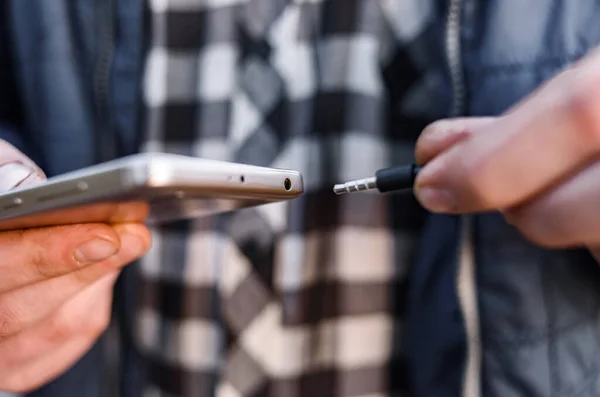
<box><xmin>0</xmin><ymin>153</ymin><xmax>304</xmax><ymax>229</ymax></box>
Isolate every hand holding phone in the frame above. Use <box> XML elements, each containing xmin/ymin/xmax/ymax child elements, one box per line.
<box><xmin>0</xmin><ymin>152</ymin><xmax>303</xmax><ymax>230</ymax></box>
<box><xmin>0</xmin><ymin>140</ymin><xmax>151</xmax><ymax>393</ymax></box>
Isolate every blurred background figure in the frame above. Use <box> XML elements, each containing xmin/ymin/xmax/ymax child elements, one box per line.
<box><xmin>1</xmin><ymin>1</ymin><xmax>428</xmax><ymax>396</ymax></box>
<box><xmin>3</xmin><ymin>1</ymin><xmax>600</xmax><ymax>397</ymax></box>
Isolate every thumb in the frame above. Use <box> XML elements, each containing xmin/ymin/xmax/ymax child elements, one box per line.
<box><xmin>415</xmin><ymin>117</ymin><xmax>497</xmax><ymax>166</ymax></box>
<box><xmin>0</xmin><ymin>140</ymin><xmax>46</xmax><ymax>191</ymax></box>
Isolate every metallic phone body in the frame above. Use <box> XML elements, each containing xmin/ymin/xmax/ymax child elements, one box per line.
<box><xmin>0</xmin><ymin>153</ymin><xmax>303</xmax><ymax>230</ymax></box>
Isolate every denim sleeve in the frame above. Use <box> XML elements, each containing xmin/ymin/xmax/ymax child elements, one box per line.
<box><xmin>0</xmin><ymin>2</ymin><xmax>25</xmax><ymax>151</ymax></box>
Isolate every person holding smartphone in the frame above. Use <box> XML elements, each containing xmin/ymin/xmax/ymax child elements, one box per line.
<box><xmin>3</xmin><ymin>1</ymin><xmax>600</xmax><ymax>397</ymax></box>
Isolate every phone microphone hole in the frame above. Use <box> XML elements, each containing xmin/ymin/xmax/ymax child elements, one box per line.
<box><xmin>284</xmin><ymin>178</ymin><xmax>292</xmax><ymax>191</ymax></box>
<box><xmin>240</xmin><ymin>175</ymin><xmax>245</xmax><ymax>183</ymax></box>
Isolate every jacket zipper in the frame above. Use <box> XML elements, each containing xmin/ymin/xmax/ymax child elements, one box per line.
<box><xmin>445</xmin><ymin>0</ymin><xmax>466</xmax><ymax>117</ymax></box>
<box><xmin>94</xmin><ymin>0</ymin><xmax>118</xmax><ymax>163</ymax></box>
<box><xmin>444</xmin><ymin>1</ymin><xmax>481</xmax><ymax>397</ymax></box>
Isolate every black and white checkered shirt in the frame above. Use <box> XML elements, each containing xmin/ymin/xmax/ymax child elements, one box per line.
<box><xmin>137</xmin><ymin>0</ymin><xmax>447</xmax><ymax>395</ymax></box>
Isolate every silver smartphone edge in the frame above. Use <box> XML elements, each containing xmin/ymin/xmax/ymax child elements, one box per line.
<box><xmin>0</xmin><ymin>153</ymin><xmax>304</xmax><ymax>221</ymax></box>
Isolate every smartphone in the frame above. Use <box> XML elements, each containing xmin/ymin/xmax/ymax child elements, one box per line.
<box><xmin>0</xmin><ymin>153</ymin><xmax>303</xmax><ymax>230</ymax></box>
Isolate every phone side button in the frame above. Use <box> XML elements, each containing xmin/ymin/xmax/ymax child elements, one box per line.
<box><xmin>3</xmin><ymin>197</ymin><xmax>22</xmax><ymax>210</ymax></box>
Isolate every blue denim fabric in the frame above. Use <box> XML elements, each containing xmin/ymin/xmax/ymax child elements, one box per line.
<box><xmin>0</xmin><ymin>1</ymin><xmax>144</xmax><ymax>396</ymax></box>
<box><xmin>110</xmin><ymin>0</ymin><xmax>144</xmax><ymax>157</ymax></box>
<box><xmin>405</xmin><ymin>2</ymin><xmax>600</xmax><ymax>397</ymax></box>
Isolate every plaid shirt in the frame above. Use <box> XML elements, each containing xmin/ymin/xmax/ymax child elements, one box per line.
<box><xmin>137</xmin><ymin>0</ymin><xmax>447</xmax><ymax>396</ymax></box>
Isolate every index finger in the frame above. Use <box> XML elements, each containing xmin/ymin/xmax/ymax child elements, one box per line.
<box><xmin>414</xmin><ymin>51</ymin><xmax>600</xmax><ymax>213</ymax></box>
<box><xmin>415</xmin><ymin>117</ymin><xmax>496</xmax><ymax>166</ymax></box>
<box><xmin>0</xmin><ymin>223</ymin><xmax>122</xmax><ymax>294</ymax></box>
<box><xmin>0</xmin><ymin>201</ymin><xmax>150</xmax><ymax>231</ymax></box>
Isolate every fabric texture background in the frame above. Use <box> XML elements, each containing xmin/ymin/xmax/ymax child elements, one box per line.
<box><xmin>138</xmin><ymin>0</ymin><xmax>445</xmax><ymax>396</ymax></box>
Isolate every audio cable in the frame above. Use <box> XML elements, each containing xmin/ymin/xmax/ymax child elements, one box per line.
<box><xmin>333</xmin><ymin>164</ymin><xmax>421</xmax><ymax>195</ymax></box>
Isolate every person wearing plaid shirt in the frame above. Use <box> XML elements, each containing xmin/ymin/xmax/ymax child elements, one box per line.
<box><xmin>136</xmin><ymin>1</ymin><xmax>433</xmax><ymax>396</ymax></box>
<box><xmin>4</xmin><ymin>1</ymin><xmax>600</xmax><ymax>397</ymax></box>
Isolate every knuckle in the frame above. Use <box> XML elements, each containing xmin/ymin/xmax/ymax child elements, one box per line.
<box><xmin>47</xmin><ymin>312</ymin><xmax>79</xmax><ymax>343</ymax></box>
<box><xmin>0</xmin><ymin>303</ymin><xmax>22</xmax><ymax>339</ymax></box>
<box><xmin>21</xmin><ymin>224</ymin><xmax>120</xmax><ymax>280</ymax></box>
<box><xmin>47</xmin><ymin>297</ymin><xmax>111</xmax><ymax>344</ymax></box>
<box><xmin>11</xmin><ymin>229</ymin><xmax>71</xmax><ymax>279</ymax></box>
<box><xmin>39</xmin><ymin>226</ymin><xmax>85</xmax><ymax>271</ymax></box>
<box><xmin>29</xmin><ymin>248</ymin><xmax>55</xmax><ymax>279</ymax></box>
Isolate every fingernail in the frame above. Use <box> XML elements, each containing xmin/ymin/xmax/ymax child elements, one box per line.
<box><xmin>413</xmin><ymin>155</ymin><xmax>456</xmax><ymax>212</ymax></box>
<box><xmin>415</xmin><ymin>187</ymin><xmax>456</xmax><ymax>212</ymax></box>
<box><xmin>74</xmin><ymin>238</ymin><xmax>120</xmax><ymax>265</ymax></box>
<box><xmin>0</xmin><ymin>162</ymin><xmax>38</xmax><ymax>191</ymax></box>
<box><xmin>19</xmin><ymin>172</ymin><xmax>45</xmax><ymax>186</ymax></box>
